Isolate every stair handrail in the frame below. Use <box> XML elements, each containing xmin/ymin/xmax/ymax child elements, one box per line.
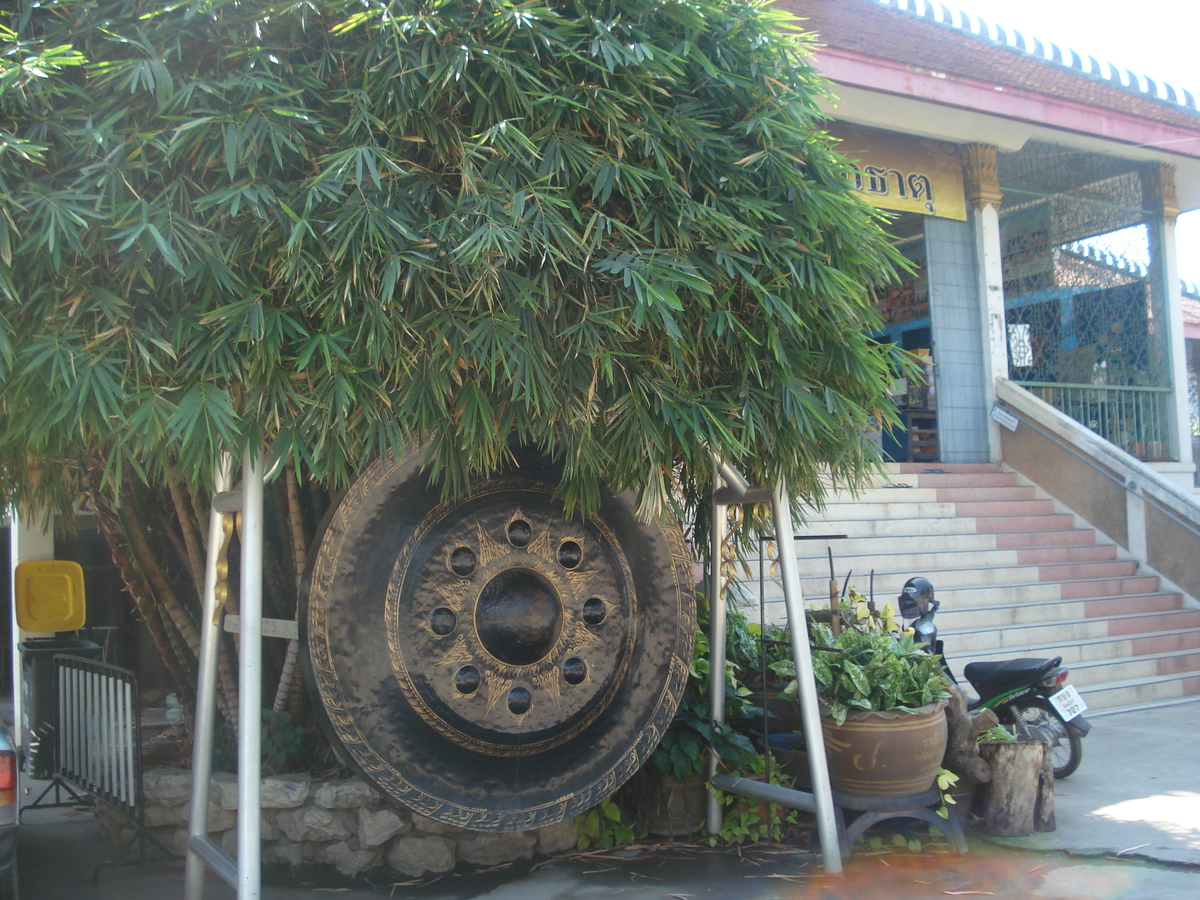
<box><xmin>994</xmin><ymin>378</ymin><xmax>1200</xmax><ymax>542</ymax></box>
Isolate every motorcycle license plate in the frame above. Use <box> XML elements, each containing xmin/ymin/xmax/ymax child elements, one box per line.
<box><xmin>1048</xmin><ymin>684</ymin><xmax>1087</xmax><ymax>721</ymax></box>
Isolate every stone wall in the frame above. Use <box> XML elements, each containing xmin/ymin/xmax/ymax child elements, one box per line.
<box><xmin>107</xmin><ymin>768</ymin><xmax>580</xmax><ymax>880</ymax></box>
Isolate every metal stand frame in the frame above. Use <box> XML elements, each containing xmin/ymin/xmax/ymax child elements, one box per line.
<box><xmin>185</xmin><ymin>448</ymin><xmax>266</xmax><ymax>900</ymax></box>
<box><xmin>705</xmin><ymin>462</ymin><xmax>842</xmax><ymax>875</ymax></box>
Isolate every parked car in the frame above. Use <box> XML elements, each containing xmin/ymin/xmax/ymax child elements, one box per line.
<box><xmin>0</xmin><ymin>726</ymin><xmax>17</xmax><ymax>898</ymax></box>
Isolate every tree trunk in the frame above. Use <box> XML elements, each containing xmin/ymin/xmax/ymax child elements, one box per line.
<box><xmin>978</xmin><ymin>741</ymin><xmax>1045</xmax><ymax>836</ymax></box>
<box><xmin>118</xmin><ymin>487</ymin><xmax>201</xmax><ymax>658</ymax></box>
<box><xmin>274</xmin><ymin>464</ymin><xmax>310</xmax><ymax>715</ymax></box>
<box><xmin>88</xmin><ymin>487</ymin><xmax>196</xmax><ymax>721</ymax></box>
<box><xmin>168</xmin><ymin>477</ymin><xmax>206</xmax><ymax>594</ymax></box>
<box><xmin>942</xmin><ymin>684</ymin><xmax>997</xmax><ymax>787</ymax></box>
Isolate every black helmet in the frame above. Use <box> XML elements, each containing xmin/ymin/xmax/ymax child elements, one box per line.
<box><xmin>898</xmin><ymin>576</ymin><xmax>934</xmax><ymax>618</ymax></box>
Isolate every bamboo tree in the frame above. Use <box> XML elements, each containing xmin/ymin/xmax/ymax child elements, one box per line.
<box><xmin>2</xmin><ymin>0</ymin><xmax>910</xmax><ymax>737</ymax></box>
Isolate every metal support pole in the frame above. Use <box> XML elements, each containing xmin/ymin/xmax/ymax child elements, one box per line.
<box><xmin>706</xmin><ymin>469</ymin><xmax>729</xmax><ymax>836</ymax></box>
<box><xmin>771</xmin><ymin>478</ymin><xmax>842</xmax><ymax>875</ymax></box>
<box><xmin>237</xmin><ymin>446</ymin><xmax>265</xmax><ymax>900</ymax></box>
<box><xmin>185</xmin><ymin>457</ymin><xmax>232</xmax><ymax>900</ymax></box>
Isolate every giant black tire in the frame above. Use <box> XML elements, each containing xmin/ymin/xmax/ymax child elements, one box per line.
<box><xmin>300</xmin><ymin>447</ymin><xmax>696</xmax><ymax>832</ymax></box>
<box><xmin>1003</xmin><ymin>698</ymin><xmax>1082</xmax><ymax>779</ymax></box>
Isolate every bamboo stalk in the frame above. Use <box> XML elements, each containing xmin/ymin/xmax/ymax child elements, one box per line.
<box><xmin>169</xmin><ymin>476</ymin><xmax>206</xmax><ymax>594</ymax></box>
<box><xmin>272</xmin><ymin>463</ymin><xmax>310</xmax><ymax>714</ymax></box>
<box><xmin>118</xmin><ymin>484</ymin><xmax>201</xmax><ymax>657</ymax></box>
<box><xmin>88</xmin><ymin>485</ymin><xmax>197</xmax><ymax>719</ymax></box>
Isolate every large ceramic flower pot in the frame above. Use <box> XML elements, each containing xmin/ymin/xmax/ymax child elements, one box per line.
<box><xmin>821</xmin><ymin>701</ymin><xmax>948</xmax><ymax>798</ymax></box>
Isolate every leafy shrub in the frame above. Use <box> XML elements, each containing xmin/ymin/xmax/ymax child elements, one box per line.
<box><xmin>809</xmin><ymin>622</ymin><xmax>950</xmax><ymax>725</ymax></box>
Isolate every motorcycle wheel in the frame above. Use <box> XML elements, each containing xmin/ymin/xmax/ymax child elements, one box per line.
<box><xmin>1003</xmin><ymin>698</ymin><xmax>1082</xmax><ymax>779</ymax></box>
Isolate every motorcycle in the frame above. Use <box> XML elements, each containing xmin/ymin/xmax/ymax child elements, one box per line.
<box><xmin>898</xmin><ymin>576</ymin><xmax>1092</xmax><ymax>779</ymax></box>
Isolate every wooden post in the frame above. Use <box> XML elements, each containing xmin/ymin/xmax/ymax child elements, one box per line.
<box><xmin>827</xmin><ymin>549</ymin><xmax>841</xmax><ymax>637</ymax></box>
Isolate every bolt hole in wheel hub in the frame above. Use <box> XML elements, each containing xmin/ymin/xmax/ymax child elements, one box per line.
<box><xmin>301</xmin><ymin>450</ymin><xmax>694</xmax><ymax>831</ymax></box>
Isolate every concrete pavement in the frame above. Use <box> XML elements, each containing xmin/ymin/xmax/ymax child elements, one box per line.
<box><xmin>13</xmin><ymin>701</ymin><xmax>1200</xmax><ymax>899</ymax></box>
<box><xmin>985</xmin><ymin>701</ymin><xmax>1200</xmax><ymax>866</ymax></box>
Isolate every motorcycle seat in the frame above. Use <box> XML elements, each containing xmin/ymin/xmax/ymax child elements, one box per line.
<box><xmin>963</xmin><ymin>656</ymin><xmax>1062</xmax><ymax>695</ymax></box>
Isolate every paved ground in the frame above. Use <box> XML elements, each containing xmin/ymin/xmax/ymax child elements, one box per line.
<box><xmin>13</xmin><ymin>702</ymin><xmax>1200</xmax><ymax>899</ymax></box>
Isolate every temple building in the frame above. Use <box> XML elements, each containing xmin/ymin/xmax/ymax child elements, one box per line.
<box><xmin>778</xmin><ymin>0</ymin><xmax>1200</xmax><ymax>485</ymax></box>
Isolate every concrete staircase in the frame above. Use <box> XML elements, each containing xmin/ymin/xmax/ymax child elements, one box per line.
<box><xmin>740</xmin><ymin>462</ymin><xmax>1200</xmax><ymax>716</ymax></box>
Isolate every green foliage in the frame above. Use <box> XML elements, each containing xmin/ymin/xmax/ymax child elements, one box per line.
<box><xmin>734</xmin><ymin>618</ymin><xmax>794</xmax><ymax>683</ymax></box>
<box><xmin>575</xmin><ymin>799</ymin><xmax>641</xmax><ymax>851</ymax></box>
<box><xmin>979</xmin><ymin>724</ymin><xmax>1018</xmax><ymax>743</ymax></box>
<box><xmin>866</xmin><ymin>830</ymin><xmax>943</xmax><ymax>854</ymax></box>
<box><xmin>709</xmin><ymin>752</ymin><xmax>798</xmax><ymax>845</ymax></box>
<box><xmin>809</xmin><ymin>621</ymin><xmax>951</xmax><ymax>726</ymax></box>
<box><xmin>864</xmin><ymin>819</ymin><xmax>958</xmax><ymax>854</ymax></box>
<box><xmin>1</xmin><ymin>0</ymin><xmax>907</xmax><ymax>530</ymax></box>
<box><xmin>214</xmin><ymin>709</ymin><xmax>315</xmax><ymax>774</ymax></box>
<box><xmin>934</xmin><ymin>766</ymin><xmax>959</xmax><ymax>819</ymax></box>
<box><xmin>651</xmin><ymin>599</ymin><xmax>756</xmax><ymax>780</ymax></box>
<box><xmin>261</xmin><ymin>710</ymin><xmax>312</xmax><ymax>774</ymax></box>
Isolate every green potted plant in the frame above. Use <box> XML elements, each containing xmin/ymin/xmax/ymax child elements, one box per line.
<box><xmin>806</xmin><ymin>614</ymin><xmax>952</xmax><ymax>798</ymax></box>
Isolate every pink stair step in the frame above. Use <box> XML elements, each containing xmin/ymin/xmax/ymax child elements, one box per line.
<box><xmin>899</xmin><ymin>463</ymin><xmax>1002</xmax><ymax>475</ymax></box>
<box><xmin>996</xmin><ymin>530</ymin><xmax>1096</xmax><ymax>549</ymax></box>
<box><xmin>1131</xmin><ymin>631</ymin><xmax>1200</xmax><ymax>654</ymax></box>
<box><xmin>1038</xmin><ymin>560</ymin><xmax>1139</xmax><ymax>581</ymax></box>
<box><xmin>956</xmin><ymin>499</ymin><xmax>1056</xmax><ymax>517</ymax></box>
<box><xmin>974</xmin><ymin>514</ymin><xmax>1077</xmax><ymax>533</ymax></box>
<box><xmin>1107</xmin><ymin>609</ymin><xmax>1200</xmax><ymax>636</ymax></box>
<box><xmin>1061</xmin><ymin>576</ymin><xmax>1161</xmax><ymax>599</ymax></box>
<box><xmin>906</xmin><ymin>472</ymin><xmax>1019</xmax><ymax>488</ymax></box>
<box><xmin>935</xmin><ymin>486</ymin><xmax>1036</xmax><ymax>502</ymax></box>
<box><xmin>1085</xmin><ymin>593</ymin><xmax>1182</xmax><ymax>618</ymax></box>
<box><xmin>1156</xmin><ymin>652</ymin><xmax>1200</xmax><ymax>676</ymax></box>
<box><xmin>1016</xmin><ymin>545</ymin><xmax>1118</xmax><ymax>564</ymax></box>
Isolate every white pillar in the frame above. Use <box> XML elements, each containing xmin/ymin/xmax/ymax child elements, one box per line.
<box><xmin>963</xmin><ymin>145</ymin><xmax>1009</xmax><ymax>462</ymax></box>
<box><xmin>1151</xmin><ymin>194</ymin><xmax>1195</xmax><ymax>488</ymax></box>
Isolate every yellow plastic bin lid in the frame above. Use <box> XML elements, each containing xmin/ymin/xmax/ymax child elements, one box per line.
<box><xmin>15</xmin><ymin>560</ymin><xmax>87</xmax><ymax>632</ymax></box>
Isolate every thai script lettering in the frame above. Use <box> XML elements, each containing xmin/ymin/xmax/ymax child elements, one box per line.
<box><xmin>850</xmin><ymin>163</ymin><xmax>936</xmax><ymax>213</ymax></box>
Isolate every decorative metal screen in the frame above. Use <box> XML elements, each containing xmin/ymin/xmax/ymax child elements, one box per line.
<box><xmin>999</xmin><ymin>142</ymin><xmax>1170</xmax><ymax>459</ymax></box>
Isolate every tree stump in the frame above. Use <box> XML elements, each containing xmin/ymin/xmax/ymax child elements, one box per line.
<box><xmin>1034</xmin><ymin>740</ymin><xmax>1056</xmax><ymax>833</ymax></box>
<box><xmin>977</xmin><ymin>741</ymin><xmax>1046</xmax><ymax>836</ymax></box>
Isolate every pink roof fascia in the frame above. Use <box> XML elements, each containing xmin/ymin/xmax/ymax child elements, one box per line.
<box><xmin>814</xmin><ymin>47</ymin><xmax>1200</xmax><ymax>161</ymax></box>
<box><xmin>1185</xmin><ymin>323</ymin><xmax>1200</xmax><ymax>340</ymax></box>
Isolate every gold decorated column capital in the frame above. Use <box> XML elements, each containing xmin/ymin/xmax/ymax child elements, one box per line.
<box><xmin>1144</xmin><ymin>163</ymin><xmax>1180</xmax><ymax>224</ymax></box>
<box><xmin>962</xmin><ymin>143</ymin><xmax>1003</xmax><ymax>209</ymax></box>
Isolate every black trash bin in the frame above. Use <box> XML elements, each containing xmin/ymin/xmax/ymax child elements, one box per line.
<box><xmin>20</xmin><ymin>638</ymin><xmax>102</xmax><ymax>778</ymax></box>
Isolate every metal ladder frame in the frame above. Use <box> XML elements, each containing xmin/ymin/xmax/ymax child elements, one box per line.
<box><xmin>184</xmin><ymin>448</ymin><xmax>266</xmax><ymax>900</ymax></box>
<box><xmin>181</xmin><ymin>450</ymin><xmax>844</xmax><ymax>893</ymax></box>
<box><xmin>705</xmin><ymin>461</ymin><xmax>842</xmax><ymax>874</ymax></box>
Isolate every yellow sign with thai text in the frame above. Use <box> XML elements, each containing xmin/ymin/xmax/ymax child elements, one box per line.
<box><xmin>828</xmin><ymin>122</ymin><xmax>966</xmax><ymax>221</ymax></box>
